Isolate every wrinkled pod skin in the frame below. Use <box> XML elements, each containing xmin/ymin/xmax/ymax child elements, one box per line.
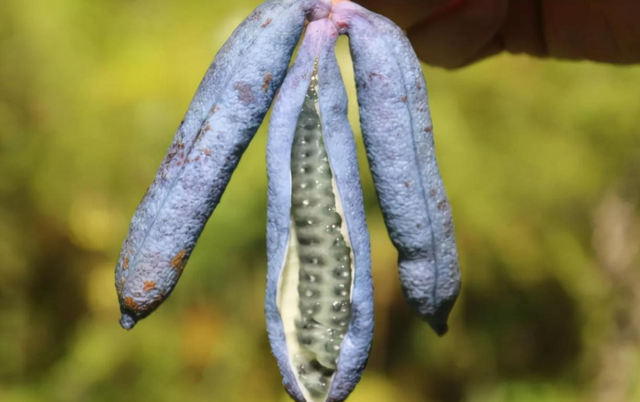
<box><xmin>333</xmin><ymin>2</ymin><xmax>461</xmax><ymax>336</ymax></box>
<box><xmin>266</xmin><ymin>19</ymin><xmax>373</xmax><ymax>402</ymax></box>
<box><xmin>115</xmin><ymin>0</ymin><xmax>331</xmax><ymax>330</ymax></box>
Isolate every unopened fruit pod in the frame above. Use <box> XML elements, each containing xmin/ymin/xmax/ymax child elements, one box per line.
<box><xmin>115</xmin><ymin>0</ymin><xmax>330</xmax><ymax>330</ymax></box>
<box><xmin>266</xmin><ymin>19</ymin><xmax>373</xmax><ymax>402</ymax></box>
<box><xmin>334</xmin><ymin>2</ymin><xmax>460</xmax><ymax>336</ymax></box>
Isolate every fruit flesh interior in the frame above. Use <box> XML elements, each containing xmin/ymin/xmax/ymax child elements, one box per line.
<box><xmin>277</xmin><ymin>68</ymin><xmax>354</xmax><ymax>402</ymax></box>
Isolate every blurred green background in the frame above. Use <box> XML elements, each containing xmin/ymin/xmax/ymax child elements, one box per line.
<box><xmin>1</xmin><ymin>0</ymin><xmax>639</xmax><ymax>401</ymax></box>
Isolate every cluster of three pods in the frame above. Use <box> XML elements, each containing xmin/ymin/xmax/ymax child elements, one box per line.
<box><xmin>115</xmin><ymin>1</ymin><xmax>461</xmax><ymax>401</ymax></box>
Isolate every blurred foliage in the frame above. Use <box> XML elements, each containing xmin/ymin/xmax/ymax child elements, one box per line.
<box><xmin>1</xmin><ymin>0</ymin><xmax>639</xmax><ymax>401</ymax></box>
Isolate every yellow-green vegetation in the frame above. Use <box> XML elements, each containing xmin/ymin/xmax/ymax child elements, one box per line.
<box><xmin>0</xmin><ymin>1</ymin><xmax>639</xmax><ymax>401</ymax></box>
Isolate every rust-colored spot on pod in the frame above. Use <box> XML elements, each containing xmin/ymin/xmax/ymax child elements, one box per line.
<box><xmin>404</xmin><ymin>181</ymin><xmax>411</xmax><ymax>188</ymax></box>
<box><xmin>123</xmin><ymin>256</ymin><xmax>129</xmax><ymax>270</ymax></box>
<box><xmin>234</xmin><ymin>82</ymin><xmax>254</xmax><ymax>104</ymax></box>
<box><xmin>263</xmin><ymin>73</ymin><xmax>273</xmax><ymax>92</ymax></box>
<box><xmin>124</xmin><ymin>297</ymin><xmax>138</xmax><ymax>310</ymax></box>
<box><xmin>203</xmin><ymin>148</ymin><xmax>212</xmax><ymax>157</ymax></box>
<box><xmin>400</xmin><ymin>95</ymin><xmax>408</xmax><ymax>102</ymax></box>
<box><xmin>143</xmin><ymin>281</ymin><xmax>156</xmax><ymax>292</ymax></box>
<box><xmin>195</xmin><ymin>156</ymin><xmax>200</xmax><ymax>162</ymax></box>
<box><xmin>430</xmin><ymin>189</ymin><xmax>437</xmax><ymax>198</ymax></box>
<box><xmin>262</xmin><ymin>18</ymin><xmax>272</xmax><ymax>28</ymax></box>
<box><xmin>171</xmin><ymin>249</ymin><xmax>188</xmax><ymax>272</ymax></box>
<box><xmin>195</xmin><ymin>125</ymin><xmax>211</xmax><ymax>143</ymax></box>
<box><xmin>438</xmin><ymin>200</ymin><xmax>448</xmax><ymax>211</ymax></box>
<box><xmin>369</xmin><ymin>71</ymin><xmax>383</xmax><ymax>81</ymax></box>
<box><xmin>163</xmin><ymin>150</ymin><xmax>178</xmax><ymax>165</ymax></box>
<box><xmin>424</xmin><ymin>126</ymin><xmax>433</xmax><ymax>133</ymax></box>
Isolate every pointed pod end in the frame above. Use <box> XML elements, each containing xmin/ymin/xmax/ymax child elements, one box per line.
<box><xmin>120</xmin><ymin>312</ymin><xmax>138</xmax><ymax>330</ymax></box>
<box><xmin>424</xmin><ymin>296</ymin><xmax>458</xmax><ymax>337</ymax></box>
<box><xmin>398</xmin><ymin>261</ymin><xmax>460</xmax><ymax>337</ymax></box>
<box><xmin>426</xmin><ymin>318</ymin><xmax>449</xmax><ymax>337</ymax></box>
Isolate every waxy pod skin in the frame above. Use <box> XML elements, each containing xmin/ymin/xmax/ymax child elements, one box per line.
<box><xmin>115</xmin><ymin>0</ymin><xmax>331</xmax><ymax>330</ymax></box>
<box><xmin>266</xmin><ymin>18</ymin><xmax>373</xmax><ymax>402</ymax></box>
<box><xmin>333</xmin><ymin>2</ymin><xmax>461</xmax><ymax>336</ymax></box>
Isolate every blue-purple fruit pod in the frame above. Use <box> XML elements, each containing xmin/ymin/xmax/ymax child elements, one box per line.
<box><xmin>115</xmin><ymin>0</ymin><xmax>330</xmax><ymax>330</ymax></box>
<box><xmin>334</xmin><ymin>1</ymin><xmax>461</xmax><ymax>336</ymax></box>
<box><xmin>266</xmin><ymin>18</ymin><xmax>373</xmax><ymax>402</ymax></box>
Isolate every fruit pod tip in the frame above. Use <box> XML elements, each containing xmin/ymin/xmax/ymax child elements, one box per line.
<box><xmin>429</xmin><ymin>320</ymin><xmax>449</xmax><ymax>337</ymax></box>
<box><xmin>425</xmin><ymin>298</ymin><xmax>457</xmax><ymax>336</ymax></box>
<box><xmin>120</xmin><ymin>312</ymin><xmax>137</xmax><ymax>330</ymax></box>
